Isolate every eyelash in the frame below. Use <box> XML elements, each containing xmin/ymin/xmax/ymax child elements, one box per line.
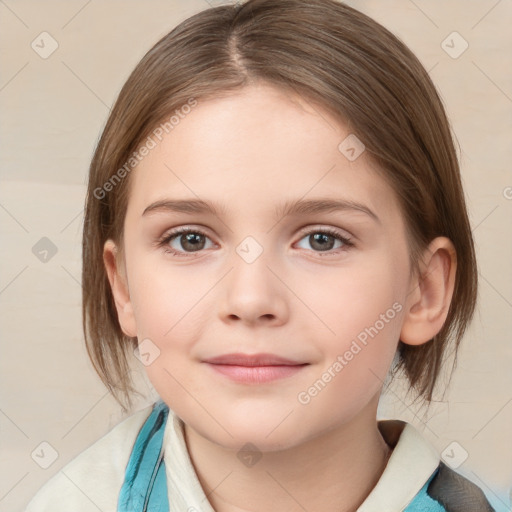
<box><xmin>156</xmin><ymin>226</ymin><xmax>355</xmax><ymax>258</ymax></box>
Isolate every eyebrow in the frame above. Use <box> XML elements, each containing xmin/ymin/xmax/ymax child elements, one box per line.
<box><xmin>142</xmin><ymin>198</ymin><xmax>380</xmax><ymax>224</ymax></box>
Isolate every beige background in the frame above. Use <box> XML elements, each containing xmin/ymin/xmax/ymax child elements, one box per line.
<box><xmin>0</xmin><ymin>0</ymin><xmax>511</xmax><ymax>511</ymax></box>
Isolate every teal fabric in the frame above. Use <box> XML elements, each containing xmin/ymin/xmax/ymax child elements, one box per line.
<box><xmin>402</xmin><ymin>462</ymin><xmax>495</xmax><ymax>511</ymax></box>
<box><xmin>403</xmin><ymin>472</ymin><xmax>446</xmax><ymax>511</ymax></box>
<box><xmin>117</xmin><ymin>399</ymin><xmax>170</xmax><ymax>512</ymax></box>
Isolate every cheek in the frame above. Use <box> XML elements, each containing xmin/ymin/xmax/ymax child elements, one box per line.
<box><xmin>127</xmin><ymin>253</ymin><xmax>208</xmax><ymax>338</ymax></box>
<box><xmin>127</xmin><ymin>261</ymin><xmax>216</xmax><ymax>395</ymax></box>
<box><xmin>309</xmin><ymin>255</ymin><xmax>403</xmax><ymax>337</ymax></box>
<box><xmin>308</xmin><ymin>257</ymin><xmax>404</xmax><ymax>386</ymax></box>
<box><xmin>298</xmin><ymin>303</ymin><xmax>403</xmax><ymax>428</ymax></box>
<box><xmin>128</xmin><ymin>263</ymin><xmax>209</xmax><ymax>403</ymax></box>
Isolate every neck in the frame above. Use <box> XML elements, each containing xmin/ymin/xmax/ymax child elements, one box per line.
<box><xmin>183</xmin><ymin>397</ymin><xmax>392</xmax><ymax>512</ymax></box>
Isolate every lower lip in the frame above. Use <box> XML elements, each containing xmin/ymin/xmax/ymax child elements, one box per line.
<box><xmin>205</xmin><ymin>363</ymin><xmax>308</xmax><ymax>384</ymax></box>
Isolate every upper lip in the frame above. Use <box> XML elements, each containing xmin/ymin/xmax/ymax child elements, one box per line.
<box><xmin>203</xmin><ymin>353</ymin><xmax>307</xmax><ymax>366</ymax></box>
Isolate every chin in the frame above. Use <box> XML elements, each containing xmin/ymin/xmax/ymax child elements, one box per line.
<box><xmin>202</xmin><ymin>415</ymin><xmax>307</xmax><ymax>453</ymax></box>
<box><xmin>218</xmin><ymin>431</ymin><xmax>301</xmax><ymax>454</ymax></box>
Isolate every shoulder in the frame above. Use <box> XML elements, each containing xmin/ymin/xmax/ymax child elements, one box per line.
<box><xmin>404</xmin><ymin>462</ymin><xmax>496</xmax><ymax>511</ymax></box>
<box><xmin>25</xmin><ymin>403</ymin><xmax>154</xmax><ymax>512</ymax></box>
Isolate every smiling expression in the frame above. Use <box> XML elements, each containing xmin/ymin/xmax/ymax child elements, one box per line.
<box><xmin>106</xmin><ymin>82</ymin><xmax>417</xmax><ymax>451</ymax></box>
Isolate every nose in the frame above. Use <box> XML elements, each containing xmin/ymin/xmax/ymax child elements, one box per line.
<box><xmin>218</xmin><ymin>247</ymin><xmax>289</xmax><ymax>327</ymax></box>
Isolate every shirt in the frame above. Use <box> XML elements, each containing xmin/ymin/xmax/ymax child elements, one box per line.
<box><xmin>25</xmin><ymin>400</ymin><xmax>495</xmax><ymax>511</ymax></box>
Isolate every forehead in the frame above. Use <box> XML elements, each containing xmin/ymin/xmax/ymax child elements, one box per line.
<box><xmin>125</xmin><ymin>83</ymin><xmax>402</xmax><ymax>226</ymax></box>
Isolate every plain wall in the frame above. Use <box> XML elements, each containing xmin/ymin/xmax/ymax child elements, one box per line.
<box><xmin>0</xmin><ymin>1</ymin><xmax>510</xmax><ymax>511</ymax></box>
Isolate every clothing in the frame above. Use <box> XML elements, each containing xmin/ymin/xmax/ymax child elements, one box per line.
<box><xmin>117</xmin><ymin>399</ymin><xmax>169</xmax><ymax>511</ymax></box>
<box><xmin>26</xmin><ymin>399</ymin><xmax>496</xmax><ymax>512</ymax></box>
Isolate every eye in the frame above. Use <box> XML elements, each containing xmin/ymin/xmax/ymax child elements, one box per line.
<box><xmin>295</xmin><ymin>227</ymin><xmax>354</xmax><ymax>254</ymax></box>
<box><xmin>157</xmin><ymin>226</ymin><xmax>354</xmax><ymax>258</ymax></box>
<box><xmin>157</xmin><ymin>227</ymin><xmax>214</xmax><ymax>257</ymax></box>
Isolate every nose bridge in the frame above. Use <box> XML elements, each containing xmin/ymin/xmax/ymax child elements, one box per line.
<box><xmin>220</xmin><ymin>231</ymin><xmax>287</xmax><ymax>323</ymax></box>
<box><xmin>230</xmin><ymin>232</ymin><xmax>276</xmax><ymax>291</ymax></box>
<box><xmin>226</xmin><ymin>206</ymin><xmax>277</xmax><ymax>269</ymax></box>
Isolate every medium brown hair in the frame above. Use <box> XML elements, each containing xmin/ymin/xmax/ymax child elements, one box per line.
<box><xmin>82</xmin><ymin>0</ymin><xmax>478</xmax><ymax>412</ymax></box>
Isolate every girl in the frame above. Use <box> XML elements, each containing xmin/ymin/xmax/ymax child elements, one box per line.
<box><xmin>27</xmin><ymin>0</ymin><xmax>496</xmax><ymax>510</ymax></box>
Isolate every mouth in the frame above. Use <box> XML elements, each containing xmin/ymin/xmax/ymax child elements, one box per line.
<box><xmin>202</xmin><ymin>353</ymin><xmax>310</xmax><ymax>384</ymax></box>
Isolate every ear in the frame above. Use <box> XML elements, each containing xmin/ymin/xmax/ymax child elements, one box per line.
<box><xmin>103</xmin><ymin>239</ymin><xmax>137</xmax><ymax>338</ymax></box>
<box><xmin>400</xmin><ymin>236</ymin><xmax>457</xmax><ymax>346</ymax></box>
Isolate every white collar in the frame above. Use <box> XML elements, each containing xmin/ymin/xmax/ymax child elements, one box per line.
<box><xmin>357</xmin><ymin>419</ymin><xmax>440</xmax><ymax>510</ymax></box>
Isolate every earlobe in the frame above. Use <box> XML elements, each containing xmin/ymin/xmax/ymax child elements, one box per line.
<box><xmin>103</xmin><ymin>240</ymin><xmax>137</xmax><ymax>338</ymax></box>
<box><xmin>400</xmin><ymin>237</ymin><xmax>457</xmax><ymax>346</ymax></box>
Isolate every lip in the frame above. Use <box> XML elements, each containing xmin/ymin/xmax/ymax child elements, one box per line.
<box><xmin>203</xmin><ymin>353</ymin><xmax>309</xmax><ymax>384</ymax></box>
<box><xmin>203</xmin><ymin>352</ymin><xmax>306</xmax><ymax>366</ymax></box>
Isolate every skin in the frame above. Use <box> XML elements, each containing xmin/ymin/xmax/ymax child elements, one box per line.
<box><xmin>104</xmin><ymin>82</ymin><xmax>456</xmax><ymax>512</ymax></box>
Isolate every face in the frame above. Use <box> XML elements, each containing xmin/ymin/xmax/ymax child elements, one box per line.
<box><xmin>109</xmin><ymin>83</ymin><xmax>417</xmax><ymax>451</ymax></box>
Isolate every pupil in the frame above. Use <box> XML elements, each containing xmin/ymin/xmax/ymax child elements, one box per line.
<box><xmin>311</xmin><ymin>233</ymin><xmax>333</xmax><ymax>251</ymax></box>
<box><xmin>183</xmin><ymin>233</ymin><xmax>204</xmax><ymax>251</ymax></box>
